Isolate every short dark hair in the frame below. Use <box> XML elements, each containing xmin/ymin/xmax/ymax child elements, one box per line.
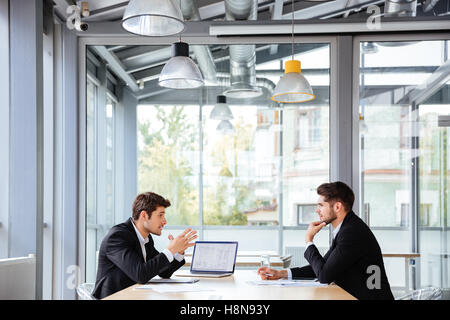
<box><xmin>132</xmin><ymin>192</ymin><xmax>171</xmax><ymax>220</ymax></box>
<box><xmin>317</xmin><ymin>181</ymin><xmax>354</xmax><ymax>212</ymax></box>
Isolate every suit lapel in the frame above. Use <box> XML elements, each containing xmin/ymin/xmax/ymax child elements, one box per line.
<box><xmin>330</xmin><ymin>211</ymin><xmax>354</xmax><ymax>249</ymax></box>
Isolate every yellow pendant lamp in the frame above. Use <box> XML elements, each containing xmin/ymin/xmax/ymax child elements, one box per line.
<box><xmin>271</xmin><ymin>0</ymin><xmax>315</xmax><ymax>104</ymax></box>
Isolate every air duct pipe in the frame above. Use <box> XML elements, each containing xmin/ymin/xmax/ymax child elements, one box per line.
<box><xmin>181</xmin><ymin>0</ymin><xmax>217</xmax><ymax>84</ymax></box>
<box><xmin>384</xmin><ymin>0</ymin><xmax>417</xmax><ymax>17</ymax></box>
<box><xmin>223</xmin><ymin>0</ymin><xmax>263</xmax><ymax>98</ymax></box>
<box><xmin>217</xmin><ymin>75</ymin><xmax>276</xmax><ymax>107</ymax></box>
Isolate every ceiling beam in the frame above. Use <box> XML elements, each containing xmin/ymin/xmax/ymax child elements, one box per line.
<box><xmin>91</xmin><ymin>45</ymin><xmax>139</xmax><ymax>92</ymax></box>
<box><xmin>397</xmin><ymin>58</ymin><xmax>450</xmax><ymax>105</ymax></box>
<box><xmin>52</xmin><ymin>0</ymin><xmax>75</xmax><ymax>21</ymax></box>
<box><xmin>209</xmin><ymin>17</ymin><xmax>450</xmax><ymax>36</ymax></box>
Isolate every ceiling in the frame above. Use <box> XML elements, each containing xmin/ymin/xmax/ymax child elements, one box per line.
<box><xmin>53</xmin><ymin>0</ymin><xmax>450</xmax><ymax>23</ymax></box>
<box><xmin>53</xmin><ymin>0</ymin><xmax>450</xmax><ymax>102</ymax></box>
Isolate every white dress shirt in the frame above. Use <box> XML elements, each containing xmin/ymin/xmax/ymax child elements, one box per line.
<box><xmin>131</xmin><ymin>219</ymin><xmax>184</xmax><ymax>263</ymax></box>
<box><xmin>287</xmin><ymin>221</ymin><xmax>343</xmax><ymax>279</ymax></box>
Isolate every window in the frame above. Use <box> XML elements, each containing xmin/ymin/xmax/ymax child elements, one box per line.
<box><xmin>295</xmin><ymin>109</ymin><xmax>321</xmax><ymax>149</ymax></box>
<box><xmin>105</xmin><ymin>95</ymin><xmax>115</xmax><ymax>228</ymax></box>
<box><xmin>85</xmin><ymin>71</ymin><xmax>118</xmax><ymax>283</ymax></box>
<box><xmin>135</xmin><ymin>43</ymin><xmax>331</xmax><ymax>249</ymax></box>
<box><xmin>86</xmin><ymin>41</ymin><xmax>331</xmax><ymax>281</ymax></box>
<box><xmin>137</xmin><ymin>105</ymin><xmax>199</xmax><ymax>226</ymax></box>
<box><xmin>359</xmin><ymin>39</ymin><xmax>450</xmax><ymax>287</ymax></box>
<box><xmin>297</xmin><ymin>204</ymin><xmax>317</xmax><ymax>225</ymax></box>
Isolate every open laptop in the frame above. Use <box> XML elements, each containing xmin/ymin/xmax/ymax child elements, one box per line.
<box><xmin>176</xmin><ymin>241</ymin><xmax>238</xmax><ymax>278</ymax></box>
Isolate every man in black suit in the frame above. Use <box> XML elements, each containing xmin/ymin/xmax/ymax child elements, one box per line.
<box><xmin>257</xmin><ymin>181</ymin><xmax>394</xmax><ymax>300</ymax></box>
<box><xmin>92</xmin><ymin>192</ymin><xmax>197</xmax><ymax>299</ymax></box>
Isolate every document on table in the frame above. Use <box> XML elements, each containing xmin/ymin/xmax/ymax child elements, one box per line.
<box><xmin>134</xmin><ymin>284</ymin><xmax>215</xmax><ymax>293</ymax></box>
<box><xmin>247</xmin><ymin>279</ymin><xmax>328</xmax><ymax>287</ymax></box>
<box><xmin>147</xmin><ymin>278</ymin><xmax>199</xmax><ymax>284</ymax></box>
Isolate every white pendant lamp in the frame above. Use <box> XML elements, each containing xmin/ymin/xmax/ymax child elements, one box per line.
<box><xmin>122</xmin><ymin>0</ymin><xmax>185</xmax><ymax>36</ymax></box>
<box><xmin>271</xmin><ymin>0</ymin><xmax>315</xmax><ymax>104</ymax></box>
<box><xmin>210</xmin><ymin>95</ymin><xmax>233</xmax><ymax>120</ymax></box>
<box><xmin>159</xmin><ymin>42</ymin><xmax>204</xmax><ymax>89</ymax></box>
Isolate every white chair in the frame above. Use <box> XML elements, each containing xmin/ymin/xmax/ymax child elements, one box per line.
<box><xmin>76</xmin><ymin>283</ymin><xmax>96</xmax><ymax>300</ymax></box>
<box><xmin>396</xmin><ymin>287</ymin><xmax>442</xmax><ymax>300</ymax></box>
<box><xmin>0</xmin><ymin>254</ymin><xmax>36</xmax><ymax>299</ymax></box>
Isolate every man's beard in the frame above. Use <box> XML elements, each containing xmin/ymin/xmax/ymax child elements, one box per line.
<box><xmin>323</xmin><ymin>209</ymin><xmax>337</xmax><ymax>225</ymax></box>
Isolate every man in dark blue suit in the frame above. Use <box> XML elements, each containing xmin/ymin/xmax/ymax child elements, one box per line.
<box><xmin>258</xmin><ymin>181</ymin><xmax>394</xmax><ymax>300</ymax></box>
<box><xmin>93</xmin><ymin>192</ymin><xmax>197</xmax><ymax>299</ymax></box>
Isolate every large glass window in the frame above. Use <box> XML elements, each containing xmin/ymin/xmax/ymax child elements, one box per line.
<box><xmin>86</xmin><ymin>79</ymin><xmax>97</xmax><ymax>283</ymax></box>
<box><xmin>359</xmin><ymin>39</ymin><xmax>450</xmax><ymax>289</ymax></box>
<box><xmin>137</xmin><ymin>105</ymin><xmax>200</xmax><ymax>226</ymax></box>
<box><xmin>86</xmin><ymin>42</ymin><xmax>331</xmax><ymax>282</ymax></box>
<box><xmin>85</xmin><ymin>68</ymin><xmax>118</xmax><ymax>283</ymax></box>
<box><xmin>136</xmin><ymin>43</ymin><xmax>330</xmax><ymax>255</ymax></box>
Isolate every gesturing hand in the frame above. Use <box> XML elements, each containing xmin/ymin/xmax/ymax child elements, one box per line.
<box><xmin>167</xmin><ymin>228</ymin><xmax>197</xmax><ymax>255</ymax></box>
<box><xmin>305</xmin><ymin>221</ymin><xmax>327</xmax><ymax>243</ymax></box>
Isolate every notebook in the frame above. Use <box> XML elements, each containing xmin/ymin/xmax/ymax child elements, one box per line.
<box><xmin>176</xmin><ymin>241</ymin><xmax>238</xmax><ymax>278</ymax></box>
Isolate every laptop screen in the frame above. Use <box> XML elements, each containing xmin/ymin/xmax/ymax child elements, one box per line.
<box><xmin>190</xmin><ymin>241</ymin><xmax>238</xmax><ymax>273</ymax></box>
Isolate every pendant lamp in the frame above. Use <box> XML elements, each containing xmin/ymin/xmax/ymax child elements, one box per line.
<box><xmin>271</xmin><ymin>0</ymin><xmax>315</xmax><ymax>104</ymax></box>
<box><xmin>159</xmin><ymin>41</ymin><xmax>204</xmax><ymax>89</ymax></box>
<box><xmin>122</xmin><ymin>0</ymin><xmax>185</xmax><ymax>36</ymax></box>
<box><xmin>210</xmin><ymin>95</ymin><xmax>233</xmax><ymax>120</ymax></box>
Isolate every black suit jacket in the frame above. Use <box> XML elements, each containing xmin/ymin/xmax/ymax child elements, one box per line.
<box><xmin>92</xmin><ymin>218</ymin><xmax>185</xmax><ymax>299</ymax></box>
<box><xmin>291</xmin><ymin>211</ymin><xmax>394</xmax><ymax>300</ymax></box>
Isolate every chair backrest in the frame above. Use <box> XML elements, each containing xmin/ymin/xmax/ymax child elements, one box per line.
<box><xmin>396</xmin><ymin>287</ymin><xmax>442</xmax><ymax>300</ymax></box>
<box><xmin>0</xmin><ymin>254</ymin><xmax>36</xmax><ymax>299</ymax></box>
<box><xmin>76</xmin><ymin>283</ymin><xmax>96</xmax><ymax>300</ymax></box>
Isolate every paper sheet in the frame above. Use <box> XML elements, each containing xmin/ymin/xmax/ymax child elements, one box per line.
<box><xmin>247</xmin><ymin>279</ymin><xmax>328</xmax><ymax>287</ymax></box>
<box><xmin>134</xmin><ymin>284</ymin><xmax>215</xmax><ymax>293</ymax></box>
<box><xmin>147</xmin><ymin>278</ymin><xmax>199</xmax><ymax>284</ymax></box>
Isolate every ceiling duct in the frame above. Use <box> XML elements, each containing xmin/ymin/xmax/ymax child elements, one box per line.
<box><xmin>223</xmin><ymin>0</ymin><xmax>263</xmax><ymax>98</ymax></box>
<box><xmin>378</xmin><ymin>0</ymin><xmax>418</xmax><ymax>47</ymax></box>
<box><xmin>217</xmin><ymin>75</ymin><xmax>276</xmax><ymax>94</ymax></box>
<box><xmin>181</xmin><ymin>0</ymin><xmax>217</xmax><ymax>84</ymax></box>
<box><xmin>217</xmin><ymin>75</ymin><xmax>277</xmax><ymax>107</ymax></box>
<box><xmin>422</xmin><ymin>0</ymin><xmax>441</xmax><ymax>12</ymax></box>
<box><xmin>384</xmin><ymin>0</ymin><xmax>417</xmax><ymax>17</ymax></box>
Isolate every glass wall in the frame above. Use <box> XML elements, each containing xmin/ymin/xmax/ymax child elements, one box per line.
<box><xmin>137</xmin><ymin>104</ymin><xmax>200</xmax><ymax>226</ymax></box>
<box><xmin>359</xmin><ymin>39</ymin><xmax>450</xmax><ymax>289</ymax></box>
<box><xmin>85</xmin><ymin>64</ymin><xmax>119</xmax><ymax>283</ymax></box>
<box><xmin>135</xmin><ymin>43</ymin><xmax>331</xmax><ymax>260</ymax></box>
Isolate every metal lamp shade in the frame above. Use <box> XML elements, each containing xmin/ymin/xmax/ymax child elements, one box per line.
<box><xmin>210</xmin><ymin>96</ymin><xmax>233</xmax><ymax>120</ymax></box>
<box><xmin>159</xmin><ymin>42</ymin><xmax>204</xmax><ymax>89</ymax></box>
<box><xmin>122</xmin><ymin>0</ymin><xmax>185</xmax><ymax>36</ymax></box>
<box><xmin>271</xmin><ymin>60</ymin><xmax>315</xmax><ymax>103</ymax></box>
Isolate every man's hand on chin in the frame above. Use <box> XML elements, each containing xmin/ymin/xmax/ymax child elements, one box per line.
<box><xmin>305</xmin><ymin>221</ymin><xmax>327</xmax><ymax>243</ymax></box>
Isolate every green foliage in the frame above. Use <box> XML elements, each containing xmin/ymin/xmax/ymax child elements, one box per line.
<box><xmin>138</xmin><ymin>106</ymin><xmax>198</xmax><ymax>225</ymax></box>
<box><xmin>138</xmin><ymin>106</ymin><xmax>253</xmax><ymax>226</ymax></box>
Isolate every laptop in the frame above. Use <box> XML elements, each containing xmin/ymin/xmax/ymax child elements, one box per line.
<box><xmin>176</xmin><ymin>241</ymin><xmax>238</xmax><ymax>278</ymax></box>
